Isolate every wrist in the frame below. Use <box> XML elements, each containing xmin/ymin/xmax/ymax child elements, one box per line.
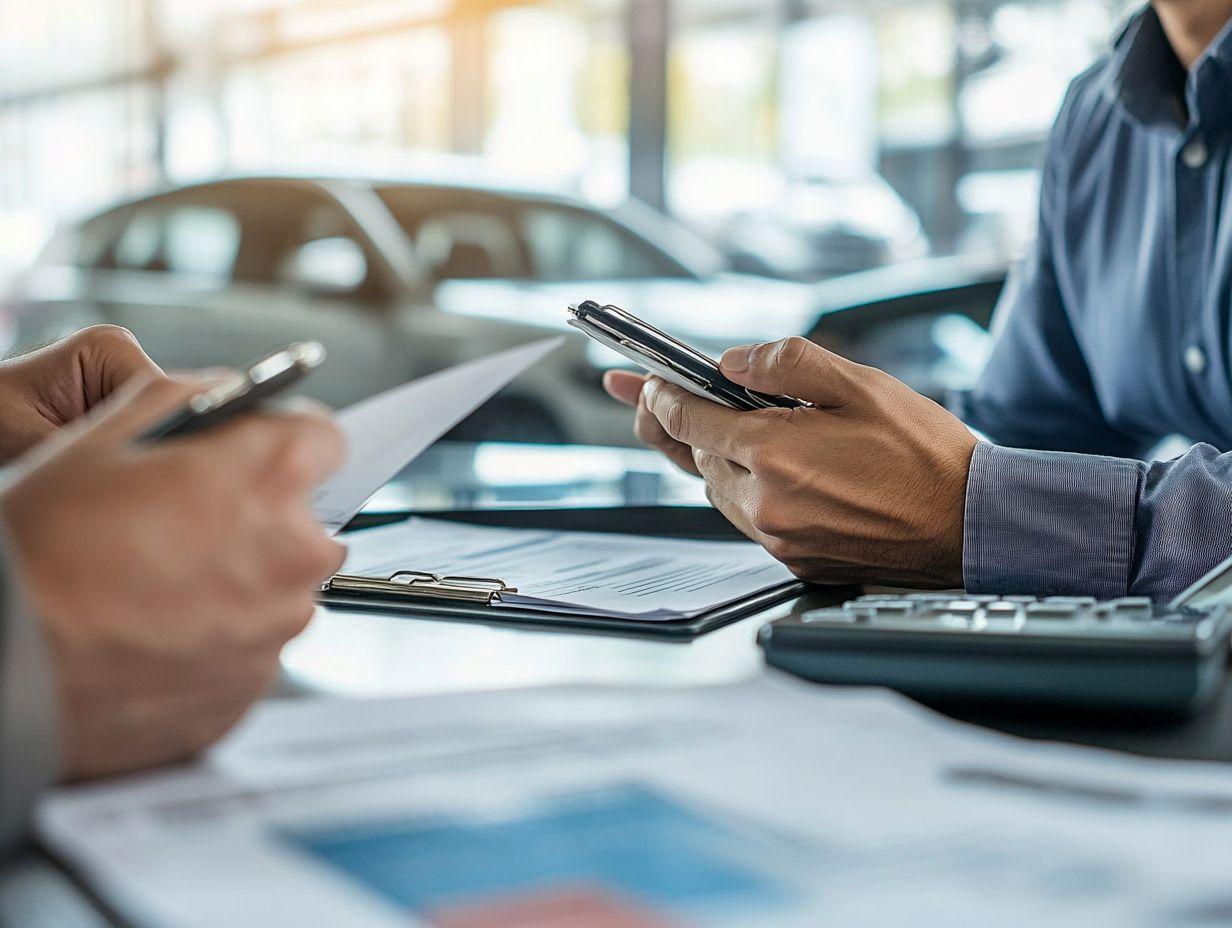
<box><xmin>928</xmin><ymin>435</ymin><xmax>977</xmax><ymax>587</ymax></box>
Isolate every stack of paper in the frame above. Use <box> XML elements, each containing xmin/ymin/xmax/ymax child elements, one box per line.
<box><xmin>37</xmin><ymin>675</ymin><xmax>1232</xmax><ymax>928</ymax></box>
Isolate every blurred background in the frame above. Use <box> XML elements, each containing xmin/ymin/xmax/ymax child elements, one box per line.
<box><xmin>0</xmin><ymin>0</ymin><xmax>1128</xmax><ymax>453</ymax></box>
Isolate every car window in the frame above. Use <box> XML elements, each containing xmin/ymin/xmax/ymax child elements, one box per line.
<box><xmin>110</xmin><ymin>205</ymin><xmax>241</xmax><ymax>281</ymax></box>
<box><xmin>274</xmin><ymin>203</ymin><xmax>375</xmax><ymax>298</ymax></box>
<box><xmin>414</xmin><ymin>211</ymin><xmax>528</xmax><ymax>280</ymax></box>
<box><xmin>519</xmin><ymin>207</ymin><xmax>682</xmax><ymax>280</ymax></box>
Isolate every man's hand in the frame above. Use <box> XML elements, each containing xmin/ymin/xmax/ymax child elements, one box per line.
<box><xmin>603</xmin><ymin>369</ymin><xmax>701</xmax><ymax>476</ymax></box>
<box><xmin>0</xmin><ymin>325</ymin><xmax>164</xmax><ymax>462</ymax></box>
<box><xmin>605</xmin><ymin>338</ymin><xmax>977</xmax><ymax>587</ymax></box>
<box><xmin>0</xmin><ymin>376</ymin><xmax>347</xmax><ymax>781</ymax></box>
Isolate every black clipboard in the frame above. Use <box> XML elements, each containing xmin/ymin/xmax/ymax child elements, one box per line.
<box><xmin>321</xmin><ymin>507</ymin><xmax>812</xmax><ymax>639</ymax></box>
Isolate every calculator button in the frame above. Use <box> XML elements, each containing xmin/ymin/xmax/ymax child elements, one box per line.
<box><xmin>1109</xmin><ymin>597</ymin><xmax>1152</xmax><ymax>612</ymax></box>
<box><xmin>871</xmin><ymin>602</ymin><xmax>915</xmax><ymax>616</ymax></box>
<box><xmin>802</xmin><ymin>609</ymin><xmax>862</xmax><ymax>624</ymax></box>
<box><xmin>1025</xmin><ymin>602</ymin><xmax>1079</xmax><ymax>619</ymax></box>
<box><xmin>1003</xmin><ymin>595</ymin><xmax>1038</xmax><ymax>604</ymax></box>
<box><xmin>942</xmin><ymin>601</ymin><xmax>981</xmax><ymax>614</ymax></box>
<box><xmin>841</xmin><ymin>603</ymin><xmax>878</xmax><ymax>619</ymax></box>
<box><xmin>984</xmin><ymin>602</ymin><xmax>1022</xmax><ymax>616</ymax></box>
<box><xmin>1045</xmin><ymin>596</ymin><xmax>1098</xmax><ymax>606</ymax></box>
<box><xmin>966</xmin><ymin>595</ymin><xmax>1000</xmax><ymax>604</ymax></box>
<box><xmin>981</xmin><ymin>616</ymin><xmax>1023</xmax><ymax>631</ymax></box>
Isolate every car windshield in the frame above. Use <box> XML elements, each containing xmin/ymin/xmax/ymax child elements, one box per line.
<box><xmin>374</xmin><ymin>186</ymin><xmax>708</xmax><ymax>284</ymax></box>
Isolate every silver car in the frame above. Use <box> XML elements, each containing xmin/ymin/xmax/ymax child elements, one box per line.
<box><xmin>4</xmin><ymin>175</ymin><xmax>827</xmax><ymax>445</ymax></box>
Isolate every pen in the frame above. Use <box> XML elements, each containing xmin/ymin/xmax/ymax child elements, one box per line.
<box><xmin>137</xmin><ymin>341</ymin><xmax>326</xmax><ymax>443</ymax></box>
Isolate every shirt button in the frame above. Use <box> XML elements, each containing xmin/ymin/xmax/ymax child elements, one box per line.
<box><xmin>1182</xmin><ymin>138</ymin><xmax>1209</xmax><ymax>169</ymax></box>
<box><xmin>1184</xmin><ymin>345</ymin><xmax>1207</xmax><ymax>374</ymax></box>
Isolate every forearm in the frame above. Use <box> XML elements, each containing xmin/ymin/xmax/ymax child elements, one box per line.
<box><xmin>0</xmin><ymin>530</ymin><xmax>60</xmax><ymax>856</ymax></box>
<box><xmin>963</xmin><ymin>442</ymin><xmax>1231</xmax><ymax>602</ymax></box>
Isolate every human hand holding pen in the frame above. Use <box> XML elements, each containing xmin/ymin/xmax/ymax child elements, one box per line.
<box><xmin>0</xmin><ymin>372</ymin><xmax>347</xmax><ymax>780</ymax></box>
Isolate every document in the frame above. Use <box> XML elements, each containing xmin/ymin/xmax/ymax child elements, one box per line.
<box><xmin>37</xmin><ymin>675</ymin><xmax>1232</xmax><ymax>928</ymax></box>
<box><xmin>338</xmin><ymin>517</ymin><xmax>798</xmax><ymax>620</ymax></box>
<box><xmin>312</xmin><ymin>338</ymin><xmax>562</xmax><ymax>533</ymax></box>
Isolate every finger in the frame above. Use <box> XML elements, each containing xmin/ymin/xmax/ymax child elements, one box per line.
<box><xmin>692</xmin><ymin>456</ymin><xmax>766</xmax><ymax>546</ymax></box>
<box><xmin>641</xmin><ymin>378</ymin><xmax>758</xmax><ymax>467</ymax></box>
<box><xmin>720</xmin><ymin>337</ymin><xmax>860</xmax><ymax>409</ymax></box>
<box><xmin>692</xmin><ymin>446</ymin><xmax>748</xmax><ymax>478</ymax></box>
<box><xmin>603</xmin><ymin>369</ymin><xmax>647</xmax><ymax>407</ymax></box>
<box><xmin>198</xmin><ymin>408</ymin><xmax>346</xmax><ymax>492</ymax></box>
<box><xmin>633</xmin><ymin>394</ymin><xmax>701</xmax><ymax>476</ymax></box>
<box><xmin>70</xmin><ymin>325</ymin><xmax>166</xmax><ymax>405</ymax></box>
<box><xmin>79</xmin><ymin>375</ymin><xmax>209</xmax><ymax>444</ymax></box>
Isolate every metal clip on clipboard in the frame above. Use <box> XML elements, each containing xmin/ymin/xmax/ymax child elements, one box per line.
<box><xmin>325</xmin><ymin>571</ymin><xmax>517</xmax><ymax>605</ymax></box>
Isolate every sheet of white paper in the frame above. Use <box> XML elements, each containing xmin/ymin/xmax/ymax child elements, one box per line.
<box><xmin>37</xmin><ymin>675</ymin><xmax>1232</xmax><ymax>928</ymax></box>
<box><xmin>339</xmin><ymin>516</ymin><xmax>797</xmax><ymax>620</ymax></box>
<box><xmin>312</xmin><ymin>338</ymin><xmax>563</xmax><ymax>533</ymax></box>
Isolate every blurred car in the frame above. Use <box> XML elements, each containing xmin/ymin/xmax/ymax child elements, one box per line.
<box><xmin>2</xmin><ymin>175</ymin><xmax>828</xmax><ymax>445</ymax></box>
<box><xmin>2</xmin><ymin>174</ymin><xmax>1003</xmax><ymax>445</ymax></box>
<box><xmin>806</xmin><ymin>255</ymin><xmax>1007</xmax><ymax>400</ymax></box>
<box><xmin>712</xmin><ymin>174</ymin><xmax>931</xmax><ymax>281</ymax></box>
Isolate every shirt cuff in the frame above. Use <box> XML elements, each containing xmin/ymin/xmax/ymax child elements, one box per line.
<box><xmin>962</xmin><ymin>442</ymin><xmax>1144</xmax><ymax>599</ymax></box>
<box><xmin>0</xmin><ymin>529</ymin><xmax>60</xmax><ymax>855</ymax></box>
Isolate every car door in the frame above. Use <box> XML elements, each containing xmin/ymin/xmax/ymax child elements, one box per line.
<box><xmin>87</xmin><ymin>181</ymin><xmax>403</xmax><ymax>409</ymax></box>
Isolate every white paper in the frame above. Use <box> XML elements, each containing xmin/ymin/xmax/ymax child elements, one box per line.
<box><xmin>312</xmin><ymin>338</ymin><xmax>563</xmax><ymax>533</ymax></box>
<box><xmin>37</xmin><ymin>675</ymin><xmax>1232</xmax><ymax>928</ymax></box>
<box><xmin>339</xmin><ymin>516</ymin><xmax>797</xmax><ymax>620</ymax></box>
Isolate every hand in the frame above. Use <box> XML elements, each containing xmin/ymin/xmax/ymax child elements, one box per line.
<box><xmin>614</xmin><ymin>338</ymin><xmax>978</xmax><ymax>588</ymax></box>
<box><xmin>603</xmin><ymin>370</ymin><xmax>700</xmax><ymax>476</ymax></box>
<box><xmin>0</xmin><ymin>376</ymin><xmax>348</xmax><ymax>781</ymax></box>
<box><xmin>0</xmin><ymin>325</ymin><xmax>164</xmax><ymax>462</ymax></box>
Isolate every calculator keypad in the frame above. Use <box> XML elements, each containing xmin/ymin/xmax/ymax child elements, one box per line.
<box><xmin>800</xmin><ymin>594</ymin><xmax>1221</xmax><ymax>639</ymax></box>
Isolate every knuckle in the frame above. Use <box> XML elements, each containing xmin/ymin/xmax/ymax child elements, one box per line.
<box><xmin>770</xmin><ymin>336</ymin><xmax>812</xmax><ymax>373</ymax></box>
<box><xmin>743</xmin><ymin>443</ymin><xmax>776</xmax><ymax>476</ymax></box>
<box><xmin>74</xmin><ymin>323</ymin><xmax>139</xmax><ymax>349</ymax></box>
<box><xmin>634</xmin><ymin>404</ymin><xmax>669</xmax><ymax>448</ymax></box>
<box><xmin>748</xmin><ymin>501</ymin><xmax>786</xmax><ymax>538</ymax></box>
<box><xmin>660</xmin><ymin>395</ymin><xmax>687</xmax><ymax>441</ymax></box>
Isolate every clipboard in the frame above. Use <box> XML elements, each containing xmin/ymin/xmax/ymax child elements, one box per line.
<box><xmin>320</xmin><ymin>507</ymin><xmax>812</xmax><ymax>638</ymax></box>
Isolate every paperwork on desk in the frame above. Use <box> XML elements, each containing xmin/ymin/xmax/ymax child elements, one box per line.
<box><xmin>38</xmin><ymin>675</ymin><xmax>1232</xmax><ymax>928</ymax></box>
<box><xmin>338</xmin><ymin>517</ymin><xmax>797</xmax><ymax>620</ymax></box>
<box><xmin>312</xmin><ymin>338</ymin><xmax>562</xmax><ymax>533</ymax></box>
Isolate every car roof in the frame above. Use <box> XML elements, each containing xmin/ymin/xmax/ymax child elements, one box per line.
<box><xmin>87</xmin><ymin>168</ymin><xmax>591</xmax><ymax>214</ymax></box>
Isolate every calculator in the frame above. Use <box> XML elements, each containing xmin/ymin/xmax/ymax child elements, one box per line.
<box><xmin>758</xmin><ymin>593</ymin><xmax>1232</xmax><ymax>714</ymax></box>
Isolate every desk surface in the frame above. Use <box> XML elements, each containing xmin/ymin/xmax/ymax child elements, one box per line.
<box><xmin>287</xmin><ymin>592</ymin><xmax>1232</xmax><ymax>765</ymax></box>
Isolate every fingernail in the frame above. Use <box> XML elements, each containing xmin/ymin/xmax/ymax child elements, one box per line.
<box><xmin>722</xmin><ymin>345</ymin><xmax>753</xmax><ymax>373</ymax></box>
<box><xmin>641</xmin><ymin>379</ymin><xmax>658</xmax><ymax>403</ymax></box>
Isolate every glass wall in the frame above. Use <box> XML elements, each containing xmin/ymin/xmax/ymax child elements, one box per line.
<box><xmin>0</xmin><ymin>0</ymin><xmax>1128</xmax><ymax>278</ymax></box>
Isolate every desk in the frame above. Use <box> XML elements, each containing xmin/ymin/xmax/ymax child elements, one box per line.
<box><xmin>6</xmin><ymin>441</ymin><xmax>1231</xmax><ymax>926</ymax></box>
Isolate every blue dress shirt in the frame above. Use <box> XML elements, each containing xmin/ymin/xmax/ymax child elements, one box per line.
<box><xmin>953</xmin><ymin>6</ymin><xmax>1232</xmax><ymax>601</ymax></box>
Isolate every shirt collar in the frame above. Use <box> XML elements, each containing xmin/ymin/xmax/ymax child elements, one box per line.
<box><xmin>1188</xmin><ymin>14</ymin><xmax>1232</xmax><ymax>129</ymax></box>
<box><xmin>1106</xmin><ymin>6</ymin><xmax>1189</xmax><ymax>129</ymax></box>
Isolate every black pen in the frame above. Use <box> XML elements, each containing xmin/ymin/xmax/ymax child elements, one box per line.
<box><xmin>138</xmin><ymin>341</ymin><xmax>326</xmax><ymax>443</ymax></box>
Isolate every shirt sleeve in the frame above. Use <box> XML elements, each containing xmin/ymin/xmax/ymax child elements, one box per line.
<box><xmin>949</xmin><ymin>77</ymin><xmax>1151</xmax><ymax>459</ymax></box>
<box><xmin>0</xmin><ymin>530</ymin><xmax>60</xmax><ymax>856</ymax></box>
<box><xmin>964</xmin><ymin>441</ymin><xmax>1232</xmax><ymax>602</ymax></box>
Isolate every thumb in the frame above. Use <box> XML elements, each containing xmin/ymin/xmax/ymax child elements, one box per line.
<box><xmin>78</xmin><ymin>374</ymin><xmax>218</xmax><ymax>444</ymax></box>
<box><xmin>719</xmin><ymin>336</ymin><xmax>857</xmax><ymax>408</ymax></box>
